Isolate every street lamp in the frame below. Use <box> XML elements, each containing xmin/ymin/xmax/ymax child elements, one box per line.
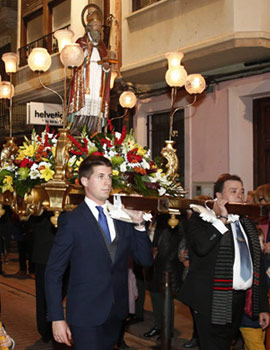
<box><xmin>105</xmin><ymin>84</ymin><xmax>137</xmax><ymax>133</ymax></box>
<box><xmin>165</xmin><ymin>51</ymin><xmax>206</xmax><ymax>141</ymax></box>
<box><xmin>0</xmin><ymin>52</ymin><xmax>18</xmax><ymax>138</ymax></box>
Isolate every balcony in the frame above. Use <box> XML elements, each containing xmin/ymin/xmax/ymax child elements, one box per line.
<box><xmin>18</xmin><ymin>25</ymin><xmax>70</xmax><ymax>67</ymax></box>
<box><xmin>121</xmin><ymin>0</ymin><xmax>270</xmax><ymax>86</ymax></box>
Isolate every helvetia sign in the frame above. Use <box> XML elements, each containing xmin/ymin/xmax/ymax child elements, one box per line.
<box><xmin>27</xmin><ymin>102</ymin><xmax>63</xmax><ymax>126</ymax></box>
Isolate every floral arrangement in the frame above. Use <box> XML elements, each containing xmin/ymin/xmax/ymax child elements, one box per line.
<box><xmin>0</xmin><ymin>125</ymin><xmax>58</xmax><ymax>197</ymax></box>
<box><xmin>67</xmin><ymin>124</ymin><xmax>182</xmax><ymax>197</ymax></box>
<box><xmin>0</xmin><ymin>123</ymin><xmax>183</xmax><ymax>198</ymax></box>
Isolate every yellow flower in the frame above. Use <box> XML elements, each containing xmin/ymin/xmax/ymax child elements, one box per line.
<box><xmin>2</xmin><ymin>175</ymin><xmax>14</xmax><ymax>192</ymax></box>
<box><xmin>16</xmin><ymin>150</ymin><xmax>26</xmax><ymax>161</ymax></box>
<box><xmin>75</xmin><ymin>157</ymin><xmax>84</xmax><ymax>171</ymax></box>
<box><xmin>112</xmin><ymin>169</ymin><xmax>119</xmax><ymax>176</ymax></box>
<box><xmin>137</xmin><ymin>146</ymin><xmax>147</xmax><ymax>156</ymax></box>
<box><xmin>20</xmin><ymin>143</ymin><xmax>37</xmax><ymax>157</ymax></box>
<box><xmin>40</xmin><ymin>165</ymin><xmax>55</xmax><ymax>181</ymax></box>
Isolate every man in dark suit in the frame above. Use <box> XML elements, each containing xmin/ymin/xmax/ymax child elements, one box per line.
<box><xmin>45</xmin><ymin>155</ymin><xmax>153</xmax><ymax>350</ymax></box>
<box><xmin>180</xmin><ymin>174</ymin><xmax>269</xmax><ymax>350</ymax></box>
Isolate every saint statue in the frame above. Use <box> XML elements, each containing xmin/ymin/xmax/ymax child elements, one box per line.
<box><xmin>67</xmin><ymin>4</ymin><xmax>111</xmax><ymax>135</ymax></box>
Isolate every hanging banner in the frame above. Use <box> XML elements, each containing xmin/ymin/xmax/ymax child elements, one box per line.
<box><xmin>27</xmin><ymin>102</ymin><xmax>63</xmax><ymax>126</ymax></box>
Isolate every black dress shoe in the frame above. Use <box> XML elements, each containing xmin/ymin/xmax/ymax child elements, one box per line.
<box><xmin>183</xmin><ymin>338</ymin><xmax>198</xmax><ymax>348</ymax></box>
<box><xmin>144</xmin><ymin>327</ymin><xmax>161</xmax><ymax>337</ymax></box>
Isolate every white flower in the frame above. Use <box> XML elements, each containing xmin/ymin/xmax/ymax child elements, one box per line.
<box><xmin>115</xmin><ymin>132</ymin><xmax>121</xmax><ymax>140</ymax></box>
<box><xmin>4</xmin><ymin>164</ymin><xmax>16</xmax><ymax>172</ymax></box>
<box><xmin>120</xmin><ymin>162</ymin><xmax>127</xmax><ymax>172</ymax></box>
<box><xmin>158</xmin><ymin>187</ymin><xmax>167</xmax><ymax>196</ymax></box>
<box><xmin>39</xmin><ymin>161</ymin><xmax>51</xmax><ymax>168</ymax></box>
<box><xmin>30</xmin><ymin>163</ymin><xmax>38</xmax><ymax>171</ymax></box>
<box><xmin>29</xmin><ymin>168</ymin><xmax>40</xmax><ymax>179</ymax></box>
<box><xmin>141</xmin><ymin>158</ymin><xmax>150</xmax><ymax>170</ymax></box>
<box><xmin>68</xmin><ymin>155</ymin><xmax>77</xmax><ymax>167</ymax></box>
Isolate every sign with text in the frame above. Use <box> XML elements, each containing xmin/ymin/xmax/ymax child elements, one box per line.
<box><xmin>27</xmin><ymin>102</ymin><xmax>63</xmax><ymax>126</ymax></box>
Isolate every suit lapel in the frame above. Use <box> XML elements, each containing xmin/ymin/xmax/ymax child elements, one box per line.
<box><xmin>79</xmin><ymin>202</ymin><xmax>113</xmax><ymax>265</ymax></box>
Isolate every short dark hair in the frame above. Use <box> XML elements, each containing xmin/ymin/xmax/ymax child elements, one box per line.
<box><xmin>213</xmin><ymin>173</ymin><xmax>243</xmax><ymax>198</ymax></box>
<box><xmin>78</xmin><ymin>155</ymin><xmax>112</xmax><ymax>183</ymax></box>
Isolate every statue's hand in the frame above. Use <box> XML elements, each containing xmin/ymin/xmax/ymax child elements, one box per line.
<box><xmin>102</xmin><ymin>61</ymin><xmax>110</xmax><ymax>71</ymax></box>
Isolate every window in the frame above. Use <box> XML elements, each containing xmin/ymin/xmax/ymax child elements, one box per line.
<box><xmin>147</xmin><ymin>110</ymin><xmax>185</xmax><ymax>184</ymax></box>
<box><xmin>133</xmin><ymin>0</ymin><xmax>161</xmax><ymax>12</ymax></box>
<box><xmin>27</xmin><ymin>12</ymin><xmax>43</xmax><ymax>43</ymax></box>
<box><xmin>20</xmin><ymin>0</ymin><xmax>71</xmax><ymax>66</ymax></box>
<box><xmin>52</xmin><ymin>0</ymin><xmax>71</xmax><ymax>31</ymax></box>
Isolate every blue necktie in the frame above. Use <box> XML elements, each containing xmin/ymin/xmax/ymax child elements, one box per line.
<box><xmin>96</xmin><ymin>206</ymin><xmax>111</xmax><ymax>244</ymax></box>
<box><xmin>235</xmin><ymin>220</ymin><xmax>252</xmax><ymax>281</ymax></box>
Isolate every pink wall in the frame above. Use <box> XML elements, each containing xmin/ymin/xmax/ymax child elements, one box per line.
<box><xmin>135</xmin><ymin>73</ymin><xmax>270</xmax><ymax>195</ymax></box>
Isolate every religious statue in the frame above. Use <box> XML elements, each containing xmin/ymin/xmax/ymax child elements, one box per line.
<box><xmin>67</xmin><ymin>4</ymin><xmax>112</xmax><ymax>135</ymax></box>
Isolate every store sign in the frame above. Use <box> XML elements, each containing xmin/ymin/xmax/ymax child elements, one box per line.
<box><xmin>27</xmin><ymin>102</ymin><xmax>63</xmax><ymax>126</ymax></box>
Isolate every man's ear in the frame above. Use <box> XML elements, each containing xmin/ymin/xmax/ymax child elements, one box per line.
<box><xmin>216</xmin><ymin>192</ymin><xmax>222</xmax><ymax>199</ymax></box>
<box><xmin>80</xmin><ymin>177</ymin><xmax>88</xmax><ymax>187</ymax></box>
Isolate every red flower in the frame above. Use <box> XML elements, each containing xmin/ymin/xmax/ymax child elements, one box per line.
<box><xmin>100</xmin><ymin>138</ymin><xmax>112</xmax><ymax>148</ymax></box>
<box><xmin>114</xmin><ymin>126</ymin><xmax>127</xmax><ymax>146</ymax></box>
<box><xmin>127</xmin><ymin>148</ymin><xmax>143</xmax><ymax>163</ymax></box>
<box><xmin>91</xmin><ymin>151</ymin><xmax>104</xmax><ymax>156</ymax></box>
<box><xmin>107</xmin><ymin>118</ymin><xmax>115</xmax><ymax>133</ymax></box>
<box><xmin>20</xmin><ymin>158</ymin><xmax>34</xmax><ymax>168</ymax></box>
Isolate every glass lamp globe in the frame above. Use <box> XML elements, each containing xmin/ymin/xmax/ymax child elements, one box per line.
<box><xmin>166</xmin><ymin>52</ymin><xmax>184</xmax><ymax>68</ymax></box>
<box><xmin>0</xmin><ymin>81</ymin><xmax>15</xmax><ymax>99</ymax></box>
<box><xmin>54</xmin><ymin>29</ymin><xmax>74</xmax><ymax>52</ymax></box>
<box><xmin>60</xmin><ymin>44</ymin><xmax>84</xmax><ymax>68</ymax></box>
<box><xmin>165</xmin><ymin>66</ymin><xmax>188</xmax><ymax>87</ymax></box>
<box><xmin>185</xmin><ymin>74</ymin><xmax>206</xmax><ymax>94</ymax></box>
<box><xmin>28</xmin><ymin>48</ymin><xmax>52</xmax><ymax>72</ymax></box>
<box><xmin>2</xmin><ymin>52</ymin><xmax>18</xmax><ymax>73</ymax></box>
<box><xmin>119</xmin><ymin>91</ymin><xmax>137</xmax><ymax>109</ymax></box>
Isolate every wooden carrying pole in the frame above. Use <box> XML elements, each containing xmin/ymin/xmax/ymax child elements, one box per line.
<box><xmin>114</xmin><ymin>195</ymin><xmax>269</xmax><ymax>217</ymax></box>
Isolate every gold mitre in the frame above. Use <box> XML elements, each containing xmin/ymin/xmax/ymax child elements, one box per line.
<box><xmin>86</xmin><ymin>4</ymin><xmax>103</xmax><ymax>24</ymax></box>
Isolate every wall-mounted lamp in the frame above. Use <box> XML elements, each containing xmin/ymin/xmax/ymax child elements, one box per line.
<box><xmin>28</xmin><ymin>47</ymin><xmax>52</xmax><ymax>72</ymax></box>
<box><xmin>2</xmin><ymin>52</ymin><xmax>18</xmax><ymax>74</ymax></box>
<box><xmin>0</xmin><ymin>81</ymin><xmax>14</xmax><ymax>99</ymax></box>
<box><xmin>0</xmin><ymin>52</ymin><xmax>18</xmax><ymax>138</ymax></box>
<box><xmin>119</xmin><ymin>90</ymin><xmax>137</xmax><ymax>109</ymax></box>
<box><xmin>161</xmin><ymin>51</ymin><xmax>206</xmax><ymax>180</ymax></box>
<box><xmin>105</xmin><ymin>83</ymin><xmax>137</xmax><ymax>133</ymax></box>
<box><xmin>165</xmin><ymin>51</ymin><xmax>206</xmax><ymax>141</ymax></box>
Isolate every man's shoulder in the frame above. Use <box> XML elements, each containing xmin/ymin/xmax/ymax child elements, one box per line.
<box><xmin>59</xmin><ymin>202</ymin><xmax>88</xmax><ymax>222</ymax></box>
